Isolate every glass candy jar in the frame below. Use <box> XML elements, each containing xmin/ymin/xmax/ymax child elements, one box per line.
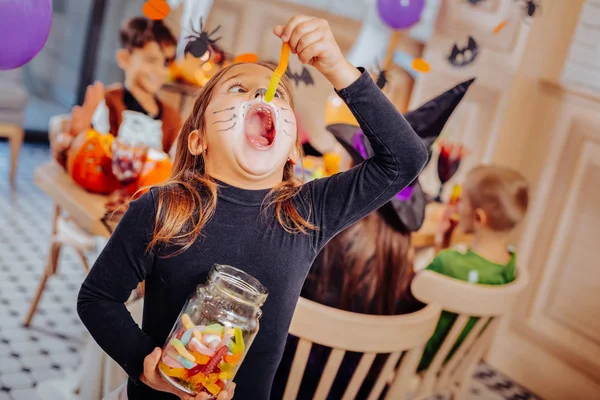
<box><xmin>159</xmin><ymin>265</ymin><xmax>268</xmax><ymax>397</ymax></box>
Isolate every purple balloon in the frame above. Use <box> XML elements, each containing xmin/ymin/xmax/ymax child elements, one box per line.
<box><xmin>377</xmin><ymin>0</ymin><xmax>425</xmax><ymax>30</ymax></box>
<box><xmin>0</xmin><ymin>0</ymin><xmax>53</xmax><ymax>70</ymax></box>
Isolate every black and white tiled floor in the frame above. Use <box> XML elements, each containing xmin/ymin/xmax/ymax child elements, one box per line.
<box><xmin>0</xmin><ymin>141</ymin><xmax>89</xmax><ymax>400</ymax></box>
<box><xmin>0</xmin><ymin>141</ymin><xmax>542</xmax><ymax>400</ymax></box>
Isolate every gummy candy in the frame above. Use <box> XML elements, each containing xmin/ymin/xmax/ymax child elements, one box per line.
<box><xmin>265</xmin><ymin>43</ymin><xmax>290</xmax><ymax>103</ymax></box>
<box><xmin>159</xmin><ymin>361</ymin><xmax>188</xmax><ymax>379</ymax></box>
<box><xmin>181</xmin><ymin>328</ymin><xmax>195</xmax><ymax>345</ymax></box>
<box><xmin>162</xmin><ymin>314</ymin><xmax>248</xmax><ymax>396</ymax></box>
<box><xmin>234</xmin><ymin>327</ymin><xmax>245</xmax><ymax>353</ymax></box>
<box><xmin>181</xmin><ymin>314</ymin><xmax>195</xmax><ymax>330</ymax></box>
<box><xmin>224</xmin><ymin>352</ymin><xmax>241</xmax><ymax>365</ymax></box>
<box><xmin>201</xmin><ymin>346</ymin><xmax>228</xmax><ymax>375</ymax></box>
<box><xmin>204</xmin><ymin>324</ymin><xmax>224</xmax><ymax>335</ymax></box>
<box><xmin>191</xmin><ymin>351</ymin><xmax>210</xmax><ymax>365</ymax></box>
<box><xmin>177</xmin><ymin>355</ymin><xmax>196</xmax><ymax>369</ymax></box>
<box><xmin>170</xmin><ymin>338</ymin><xmax>195</xmax><ymax>362</ymax></box>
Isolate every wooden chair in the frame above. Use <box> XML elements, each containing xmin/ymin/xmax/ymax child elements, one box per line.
<box><xmin>410</xmin><ymin>267</ymin><xmax>530</xmax><ymax>400</ymax></box>
<box><xmin>0</xmin><ymin>68</ymin><xmax>28</xmax><ymax>186</ymax></box>
<box><xmin>0</xmin><ymin>123</ymin><xmax>24</xmax><ymax>185</ymax></box>
<box><xmin>282</xmin><ymin>297</ymin><xmax>441</xmax><ymax>400</ymax></box>
<box><xmin>24</xmin><ymin>114</ymin><xmax>97</xmax><ymax>327</ymax></box>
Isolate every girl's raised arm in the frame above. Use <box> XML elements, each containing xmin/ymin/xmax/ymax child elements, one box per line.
<box><xmin>274</xmin><ymin>16</ymin><xmax>428</xmax><ymax>252</ymax></box>
<box><xmin>303</xmin><ymin>69</ymin><xmax>428</xmax><ymax>251</ymax></box>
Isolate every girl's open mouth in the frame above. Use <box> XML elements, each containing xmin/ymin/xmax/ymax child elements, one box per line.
<box><xmin>244</xmin><ymin>104</ymin><xmax>276</xmax><ymax>150</ymax></box>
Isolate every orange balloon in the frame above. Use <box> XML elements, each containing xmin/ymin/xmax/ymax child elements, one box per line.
<box><xmin>142</xmin><ymin>0</ymin><xmax>170</xmax><ymax>20</ymax></box>
<box><xmin>324</xmin><ymin>92</ymin><xmax>358</xmax><ymax>126</ymax></box>
<box><xmin>234</xmin><ymin>53</ymin><xmax>259</xmax><ymax>63</ymax></box>
<box><xmin>411</xmin><ymin>58</ymin><xmax>431</xmax><ymax>73</ymax></box>
<box><xmin>493</xmin><ymin>20</ymin><xmax>508</xmax><ymax>34</ymax></box>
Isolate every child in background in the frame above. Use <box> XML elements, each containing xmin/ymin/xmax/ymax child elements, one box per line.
<box><xmin>418</xmin><ymin>165</ymin><xmax>529</xmax><ymax>371</ymax></box>
<box><xmin>53</xmin><ymin>17</ymin><xmax>181</xmax><ymax>165</ymax></box>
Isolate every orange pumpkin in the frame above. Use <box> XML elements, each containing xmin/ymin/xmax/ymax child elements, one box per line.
<box><xmin>67</xmin><ymin>130</ymin><xmax>120</xmax><ymax>194</ymax></box>
<box><xmin>137</xmin><ymin>149</ymin><xmax>172</xmax><ymax>192</ymax></box>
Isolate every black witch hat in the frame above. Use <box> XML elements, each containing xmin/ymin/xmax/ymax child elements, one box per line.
<box><xmin>326</xmin><ymin>78</ymin><xmax>475</xmax><ymax>233</ymax></box>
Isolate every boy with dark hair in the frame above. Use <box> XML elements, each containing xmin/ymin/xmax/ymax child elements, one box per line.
<box><xmin>419</xmin><ymin>165</ymin><xmax>530</xmax><ymax>370</ymax></box>
<box><xmin>55</xmin><ymin>17</ymin><xmax>181</xmax><ymax>163</ymax></box>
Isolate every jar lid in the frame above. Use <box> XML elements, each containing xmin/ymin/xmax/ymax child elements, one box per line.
<box><xmin>208</xmin><ymin>264</ymin><xmax>268</xmax><ymax>306</ymax></box>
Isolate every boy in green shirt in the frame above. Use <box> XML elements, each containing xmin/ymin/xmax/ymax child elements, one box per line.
<box><xmin>418</xmin><ymin>165</ymin><xmax>529</xmax><ymax>371</ymax></box>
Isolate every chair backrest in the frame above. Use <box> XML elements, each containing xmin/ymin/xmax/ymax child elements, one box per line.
<box><xmin>411</xmin><ymin>268</ymin><xmax>530</xmax><ymax>399</ymax></box>
<box><xmin>283</xmin><ymin>297</ymin><xmax>441</xmax><ymax>400</ymax></box>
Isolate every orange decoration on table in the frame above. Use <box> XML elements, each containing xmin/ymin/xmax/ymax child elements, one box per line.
<box><xmin>142</xmin><ymin>0</ymin><xmax>171</xmax><ymax>20</ymax></box>
<box><xmin>411</xmin><ymin>58</ymin><xmax>431</xmax><ymax>73</ymax></box>
<box><xmin>137</xmin><ymin>149</ymin><xmax>173</xmax><ymax>192</ymax></box>
<box><xmin>493</xmin><ymin>20</ymin><xmax>508</xmax><ymax>34</ymax></box>
<box><xmin>67</xmin><ymin>130</ymin><xmax>120</xmax><ymax>195</ymax></box>
<box><xmin>234</xmin><ymin>53</ymin><xmax>259</xmax><ymax>63</ymax></box>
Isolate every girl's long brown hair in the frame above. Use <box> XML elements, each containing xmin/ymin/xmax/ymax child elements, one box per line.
<box><xmin>313</xmin><ymin>212</ymin><xmax>417</xmax><ymax>315</ymax></box>
<box><xmin>150</xmin><ymin>62</ymin><xmax>315</xmax><ymax>255</ymax></box>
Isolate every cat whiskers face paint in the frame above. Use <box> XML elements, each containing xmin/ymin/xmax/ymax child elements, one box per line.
<box><xmin>211</xmin><ymin>106</ymin><xmax>237</xmax><ymax>132</ymax></box>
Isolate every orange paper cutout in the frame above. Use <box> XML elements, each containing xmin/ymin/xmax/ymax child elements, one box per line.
<box><xmin>142</xmin><ymin>0</ymin><xmax>170</xmax><ymax>20</ymax></box>
<box><xmin>493</xmin><ymin>20</ymin><xmax>508</xmax><ymax>34</ymax></box>
<box><xmin>411</xmin><ymin>58</ymin><xmax>431</xmax><ymax>73</ymax></box>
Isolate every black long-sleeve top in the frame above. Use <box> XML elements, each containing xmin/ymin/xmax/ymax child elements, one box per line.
<box><xmin>77</xmin><ymin>69</ymin><xmax>428</xmax><ymax>399</ymax></box>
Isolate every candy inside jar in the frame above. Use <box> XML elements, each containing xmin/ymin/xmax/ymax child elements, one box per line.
<box><xmin>158</xmin><ymin>264</ymin><xmax>267</xmax><ymax>397</ymax></box>
<box><xmin>159</xmin><ymin>314</ymin><xmax>246</xmax><ymax>396</ymax></box>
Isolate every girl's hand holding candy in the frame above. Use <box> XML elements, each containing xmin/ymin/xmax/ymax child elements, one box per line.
<box><xmin>141</xmin><ymin>347</ymin><xmax>236</xmax><ymax>400</ymax></box>
<box><xmin>273</xmin><ymin>15</ymin><xmax>361</xmax><ymax>90</ymax></box>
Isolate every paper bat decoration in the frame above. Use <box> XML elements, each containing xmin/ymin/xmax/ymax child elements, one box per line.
<box><xmin>447</xmin><ymin>36</ymin><xmax>479</xmax><ymax>67</ymax></box>
<box><xmin>519</xmin><ymin>0</ymin><xmax>541</xmax><ymax>19</ymax></box>
<box><xmin>284</xmin><ymin>66</ymin><xmax>314</xmax><ymax>87</ymax></box>
<box><xmin>374</xmin><ymin>64</ymin><xmax>388</xmax><ymax>89</ymax></box>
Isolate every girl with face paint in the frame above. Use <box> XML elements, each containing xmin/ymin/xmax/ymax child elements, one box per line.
<box><xmin>78</xmin><ymin>15</ymin><xmax>428</xmax><ymax>400</ymax></box>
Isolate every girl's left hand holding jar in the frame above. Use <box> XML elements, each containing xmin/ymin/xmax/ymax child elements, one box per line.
<box><xmin>141</xmin><ymin>347</ymin><xmax>236</xmax><ymax>400</ymax></box>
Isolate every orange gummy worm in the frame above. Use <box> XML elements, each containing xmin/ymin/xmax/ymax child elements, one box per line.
<box><xmin>264</xmin><ymin>43</ymin><xmax>290</xmax><ymax>102</ymax></box>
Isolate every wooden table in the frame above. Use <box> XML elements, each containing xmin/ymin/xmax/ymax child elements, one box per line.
<box><xmin>34</xmin><ymin>161</ymin><xmax>111</xmax><ymax>238</ymax></box>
